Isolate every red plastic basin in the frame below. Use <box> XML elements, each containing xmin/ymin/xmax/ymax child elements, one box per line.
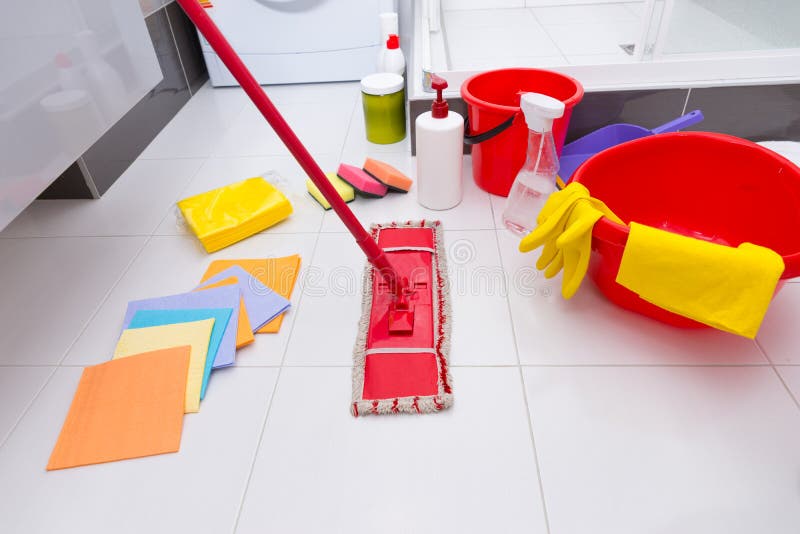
<box><xmin>571</xmin><ymin>132</ymin><xmax>800</xmax><ymax>328</ymax></box>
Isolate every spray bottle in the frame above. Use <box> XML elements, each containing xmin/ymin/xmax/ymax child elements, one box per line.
<box><xmin>502</xmin><ymin>93</ymin><xmax>564</xmax><ymax>235</ymax></box>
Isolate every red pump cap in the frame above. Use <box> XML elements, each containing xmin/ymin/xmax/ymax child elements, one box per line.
<box><xmin>430</xmin><ymin>74</ymin><xmax>449</xmax><ymax>119</ymax></box>
<box><xmin>386</xmin><ymin>34</ymin><xmax>399</xmax><ymax>50</ymax></box>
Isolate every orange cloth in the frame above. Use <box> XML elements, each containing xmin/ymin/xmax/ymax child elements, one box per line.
<box><xmin>195</xmin><ymin>277</ymin><xmax>255</xmax><ymax>348</ymax></box>
<box><xmin>47</xmin><ymin>347</ymin><xmax>190</xmax><ymax>471</ymax></box>
<box><xmin>201</xmin><ymin>255</ymin><xmax>301</xmax><ymax>333</ymax></box>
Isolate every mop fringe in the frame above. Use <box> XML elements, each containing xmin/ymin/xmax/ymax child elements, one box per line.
<box><xmin>351</xmin><ymin>220</ymin><xmax>453</xmax><ymax>416</ymax></box>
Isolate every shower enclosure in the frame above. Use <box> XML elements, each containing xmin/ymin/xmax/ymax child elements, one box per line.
<box><xmin>410</xmin><ymin>0</ymin><xmax>800</xmax><ymax>98</ymax></box>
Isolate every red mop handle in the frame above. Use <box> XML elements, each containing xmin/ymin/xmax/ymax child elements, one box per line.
<box><xmin>177</xmin><ymin>0</ymin><xmax>401</xmax><ymax>290</ymax></box>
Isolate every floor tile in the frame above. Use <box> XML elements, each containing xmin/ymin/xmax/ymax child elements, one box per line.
<box><xmin>260</xmin><ymin>81</ymin><xmax>360</xmax><ymax>106</ymax></box>
<box><xmin>139</xmin><ymin>84</ymin><xmax>248</xmax><ymax>159</ymax></box>
<box><xmin>63</xmin><ymin>233</ymin><xmax>316</xmax><ymax>368</ymax></box>
<box><xmin>339</xmin><ymin>101</ymin><xmax>412</xmax><ymax>163</ymax></box>
<box><xmin>541</xmin><ymin>21</ymin><xmax>639</xmax><ymax>56</ymax></box>
<box><xmin>0</xmin><ymin>366</ymin><xmax>277</xmax><ymax>534</ymax></box>
<box><xmin>445</xmin><ymin>10</ymin><xmax>562</xmax><ymax>61</ymax></box>
<box><xmin>0</xmin><ymin>367</ymin><xmax>54</xmax><ymax>444</ymax></box>
<box><xmin>212</xmin><ymin>86</ymin><xmax>356</xmax><ymax>158</ymax></box>
<box><xmin>445</xmin><ymin>7</ymin><xmax>539</xmax><ymax>29</ymax></box>
<box><xmin>321</xmin><ymin>155</ymin><xmax>494</xmax><ymax>232</ymax></box>
<box><xmin>531</xmin><ymin>3</ymin><xmax>638</xmax><ymax>25</ymax></box>
<box><xmin>155</xmin><ymin>154</ymin><xmax>339</xmax><ymax>236</ymax></box>
<box><xmin>1</xmin><ymin>159</ymin><xmax>204</xmax><ymax>238</ymax></box>
<box><xmin>451</xmin><ymin>55</ymin><xmax>567</xmax><ymax>70</ymax></box>
<box><xmin>496</xmin><ymin>230</ymin><xmax>766</xmax><ymax>365</ymax></box>
<box><xmin>490</xmin><ymin>193</ymin><xmax>505</xmax><ymax>229</ymax></box>
<box><xmin>235</xmin><ymin>367</ymin><xmax>547</xmax><ymax>534</ymax></box>
<box><xmin>624</xmin><ymin>1</ymin><xmax>646</xmax><ymax>17</ymax></box>
<box><xmin>524</xmin><ymin>366</ymin><xmax>800</xmax><ymax>533</ymax></box>
<box><xmin>567</xmin><ymin>52</ymin><xmax>637</xmax><ymax>65</ymax></box>
<box><xmin>776</xmin><ymin>366</ymin><xmax>800</xmax><ymax>406</ymax></box>
<box><xmin>0</xmin><ymin>237</ymin><xmax>146</xmax><ymax>365</ymax></box>
<box><xmin>286</xmin><ymin>230</ymin><xmax>515</xmax><ymax>366</ymax></box>
<box><xmin>282</xmin><ymin>233</ymin><xmax>364</xmax><ymax>366</ymax></box>
<box><xmin>443</xmin><ymin>0</ymin><xmax>525</xmax><ymax>11</ymax></box>
<box><xmin>756</xmin><ymin>283</ymin><xmax>800</xmax><ymax>364</ymax></box>
<box><xmin>444</xmin><ymin>230</ymin><xmax>517</xmax><ymax>365</ymax></box>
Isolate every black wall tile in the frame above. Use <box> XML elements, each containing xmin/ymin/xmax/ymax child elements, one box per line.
<box><xmin>684</xmin><ymin>84</ymin><xmax>800</xmax><ymax>141</ymax></box>
<box><xmin>166</xmin><ymin>2</ymin><xmax>208</xmax><ymax>94</ymax></box>
<box><xmin>80</xmin><ymin>8</ymin><xmax>190</xmax><ymax>195</ymax></box>
<box><xmin>37</xmin><ymin>161</ymin><xmax>94</xmax><ymax>199</ymax></box>
<box><xmin>565</xmin><ymin>89</ymin><xmax>689</xmax><ymax>142</ymax></box>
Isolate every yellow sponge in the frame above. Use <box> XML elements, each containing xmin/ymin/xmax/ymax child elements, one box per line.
<box><xmin>307</xmin><ymin>172</ymin><xmax>355</xmax><ymax>210</ymax></box>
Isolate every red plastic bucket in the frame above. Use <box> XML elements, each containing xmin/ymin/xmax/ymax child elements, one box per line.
<box><xmin>461</xmin><ymin>68</ymin><xmax>584</xmax><ymax>197</ymax></box>
<box><xmin>572</xmin><ymin>132</ymin><xmax>800</xmax><ymax>328</ymax></box>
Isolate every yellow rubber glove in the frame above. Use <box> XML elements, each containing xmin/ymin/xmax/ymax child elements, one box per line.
<box><xmin>519</xmin><ymin>183</ymin><xmax>623</xmax><ymax>299</ymax></box>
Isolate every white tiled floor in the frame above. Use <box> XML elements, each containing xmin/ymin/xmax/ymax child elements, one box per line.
<box><xmin>2</xmin><ymin>80</ymin><xmax>800</xmax><ymax>533</ymax></box>
<box><xmin>443</xmin><ymin>2</ymin><xmax>644</xmax><ymax>70</ymax></box>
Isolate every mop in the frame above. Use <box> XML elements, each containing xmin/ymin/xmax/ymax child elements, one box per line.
<box><xmin>177</xmin><ymin>0</ymin><xmax>453</xmax><ymax>416</ymax></box>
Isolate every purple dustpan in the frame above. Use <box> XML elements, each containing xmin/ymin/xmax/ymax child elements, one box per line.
<box><xmin>559</xmin><ymin>110</ymin><xmax>704</xmax><ymax>184</ymax></box>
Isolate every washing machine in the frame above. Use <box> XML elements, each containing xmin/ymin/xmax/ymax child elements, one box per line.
<box><xmin>198</xmin><ymin>0</ymin><xmax>397</xmax><ymax>86</ymax></box>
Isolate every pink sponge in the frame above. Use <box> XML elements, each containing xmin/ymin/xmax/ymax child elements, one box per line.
<box><xmin>337</xmin><ymin>163</ymin><xmax>388</xmax><ymax>198</ymax></box>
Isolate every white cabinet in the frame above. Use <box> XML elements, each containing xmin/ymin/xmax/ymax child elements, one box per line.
<box><xmin>0</xmin><ymin>0</ymin><xmax>161</xmax><ymax>230</ymax></box>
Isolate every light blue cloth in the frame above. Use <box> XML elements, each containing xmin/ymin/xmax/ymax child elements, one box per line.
<box><xmin>128</xmin><ymin>307</ymin><xmax>233</xmax><ymax>399</ymax></box>
<box><xmin>196</xmin><ymin>265</ymin><xmax>291</xmax><ymax>331</ymax></box>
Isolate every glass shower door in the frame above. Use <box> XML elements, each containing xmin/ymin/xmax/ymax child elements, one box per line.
<box><xmin>647</xmin><ymin>0</ymin><xmax>800</xmax><ymax>58</ymax></box>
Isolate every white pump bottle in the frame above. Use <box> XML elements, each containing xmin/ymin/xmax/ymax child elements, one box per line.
<box><xmin>416</xmin><ymin>75</ymin><xmax>464</xmax><ymax>210</ymax></box>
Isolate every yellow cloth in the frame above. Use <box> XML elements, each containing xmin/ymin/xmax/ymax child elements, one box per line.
<box><xmin>519</xmin><ymin>182</ymin><xmax>623</xmax><ymax>299</ymax></box>
<box><xmin>178</xmin><ymin>177</ymin><xmax>293</xmax><ymax>253</ymax></box>
<box><xmin>616</xmin><ymin>222</ymin><xmax>785</xmax><ymax>338</ymax></box>
<box><xmin>113</xmin><ymin>319</ymin><xmax>215</xmax><ymax>413</ymax></box>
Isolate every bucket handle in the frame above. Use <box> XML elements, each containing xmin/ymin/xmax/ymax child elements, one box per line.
<box><xmin>463</xmin><ymin>112</ymin><xmax>519</xmax><ymax>145</ymax></box>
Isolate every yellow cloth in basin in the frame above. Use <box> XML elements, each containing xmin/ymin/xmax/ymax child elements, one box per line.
<box><xmin>616</xmin><ymin>222</ymin><xmax>785</xmax><ymax>338</ymax></box>
<box><xmin>178</xmin><ymin>177</ymin><xmax>293</xmax><ymax>253</ymax></box>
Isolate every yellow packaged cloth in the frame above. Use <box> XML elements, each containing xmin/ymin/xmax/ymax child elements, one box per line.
<box><xmin>519</xmin><ymin>182</ymin><xmax>623</xmax><ymax>299</ymax></box>
<box><xmin>178</xmin><ymin>177</ymin><xmax>293</xmax><ymax>253</ymax></box>
<box><xmin>616</xmin><ymin>222</ymin><xmax>785</xmax><ymax>338</ymax></box>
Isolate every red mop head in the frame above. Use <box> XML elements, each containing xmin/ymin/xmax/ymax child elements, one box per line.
<box><xmin>352</xmin><ymin>220</ymin><xmax>453</xmax><ymax>416</ymax></box>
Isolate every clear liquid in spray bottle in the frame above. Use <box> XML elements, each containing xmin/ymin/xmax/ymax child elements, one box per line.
<box><xmin>502</xmin><ymin>92</ymin><xmax>565</xmax><ymax>235</ymax></box>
